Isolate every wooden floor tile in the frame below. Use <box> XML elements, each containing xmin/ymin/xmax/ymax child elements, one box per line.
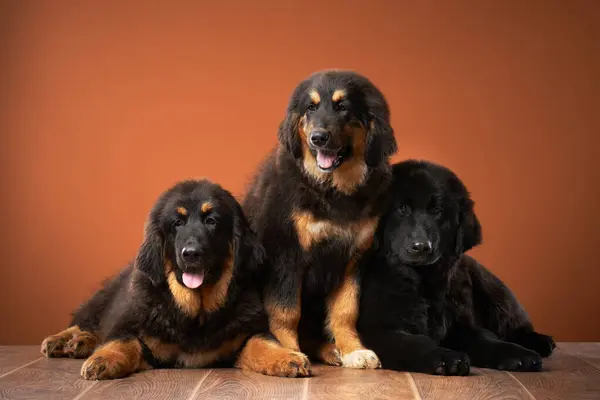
<box><xmin>511</xmin><ymin>347</ymin><xmax>600</xmax><ymax>400</ymax></box>
<box><xmin>191</xmin><ymin>368</ymin><xmax>307</xmax><ymax>400</ymax></box>
<box><xmin>306</xmin><ymin>365</ymin><xmax>417</xmax><ymax>400</ymax></box>
<box><xmin>0</xmin><ymin>358</ymin><xmax>94</xmax><ymax>400</ymax></box>
<box><xmin>0</xmin><ymin>346</ymin><xmax>43</xmax><ymax>376</ymax></box>
<box><xmin>411</xmin><ymin>367</ymin><xmax>534</xmax><ymax>400</ymax></box>
<box><xmin>78</xmin><ymin>368</ymin><xmax>209</xmax><ymax>400</ymax></box>
<box><xmin>559</xmin><ymin>342</ymin><xmax>600</xmax><ymax>369</ymax></box>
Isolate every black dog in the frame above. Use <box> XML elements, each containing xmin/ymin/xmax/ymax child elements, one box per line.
<box><xmin>358</xmin><ymin>160</ymin><xmax>555</xmax><ymax>375</ymax></box>
<box><xmin>243</xmin><ymin>70</ymin><xmax>397</xmax><ymax>369</ymax></box>
<box><xmin>41</xmin><ymin>180</ymin><xmax>311</xmax><ymax>379</ymax></box>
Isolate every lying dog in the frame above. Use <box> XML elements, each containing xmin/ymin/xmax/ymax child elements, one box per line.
<box><xmin>41</xmin><ymin>179</ymin><xmax>311</xmax><ymax>379</ymax></box>
<box><xmin>358</xmin><ymin>160</ymin><xmax>555</xmax><ymax>375</ymax></box>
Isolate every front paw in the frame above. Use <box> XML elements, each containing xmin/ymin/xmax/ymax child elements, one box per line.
<box><xmin>427</xmin><ymin>348</ymin><xmax>470</xmax><ymax>376</ymax></box>
<box><xmin>341</xmin><ymin>349</ymin><xmax>381</xmax><ymax>369</ymax></box>
<box><xmin>473</xmin><ymin>343</ymin><xmax>542</xmax><ymax>372</ymax></box>
<box><xmin>41</xmin><ymin>335</ymin><xmax>68</xmax><ymax>358</ymax></box>
<box><xmin>81</xmin><ymin>353</ymin><xmax>131</xmax><ymax>380</ymax></box>
<box><xmin>267</xmin><ymin>351</ymin><xmax>312</xmax><ymax>378</ymax></box>
<box><xmin>318</xmin><ymin>343</ymin><xmax>342</xmax><ymax>366</ymax></box>
<box><xmin>63</xmin><ymin>333</ymin><xmax>98</xmax><ymax>359</ymax></box>
<box><xmin>521</xmin><ymin>332</ymin><xmax>556</xmax><ymax>358</ymax></box>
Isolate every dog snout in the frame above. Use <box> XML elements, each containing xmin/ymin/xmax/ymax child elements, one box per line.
<box><xmin>181</xmin><ymin>245</ymin><xmax>201</xmax><ymax>263</ymax></box>
<box><xmin>310</xmin><ymin>130</ymin><xmax>330</xmax><ymax>147</ymax></box>
<box><xmin>408</xmin><ymin>240</ymin><xmax>433</xmax><ymax>255</ymax></box>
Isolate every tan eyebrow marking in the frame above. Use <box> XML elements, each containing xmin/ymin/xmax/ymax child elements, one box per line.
<box><xmin>201</xmin><ymin>202</ymin><xmax>213</xmax><ymax>213</ymax></box>
<box><xmin>332</xmin><ymin>89</ymin><xmax>346</xmax><ymax>102</ymax></box>
<box><xmin>176</xmin><ymin>207</ymin><xmax>188</xmax><ymax>216</ymax></box>
<box><xmin>309</xmin><ymin>89</ymin><xmax>320</xmax><ymax>104</ymax></box>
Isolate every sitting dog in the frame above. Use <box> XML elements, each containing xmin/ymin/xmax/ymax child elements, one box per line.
<box><xmin>41</xmin><ymin>179</ymin><xmax>311</xmax><ymax>379</ymax></box>
<box><xmin>358</xmin><ymin>160</ymin><xmax>555</xmax><ymax>375</ymax></box>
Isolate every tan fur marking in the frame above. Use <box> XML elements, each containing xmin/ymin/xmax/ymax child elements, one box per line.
<box><xmin>298</xmin><ymin>119</ymin><xmax>369</xmax><ymax>194</ymax></box>
<box><xmin>201</xmin><ymin>202</ymin><xmax>213</xmax><ymax>213</ymax></box>
<box><xmin>266</xmin><ymin>300</ymin><xmax>301</xmax><ymax>351</ymax></box>
<box><xmin>80</xmin><ymin>339</ymin><xmax>143</xmax><ymax>380</ymax></box>
<box><xmin>309</xmin><ymin>89</ymin><xmax>320</xmax><ymax>104</ymax></box>
<box><xmin>332</xmin><ymin>89</ymin><xmax>346</xmax><ymax>102</ymax></box>
<box><xmin>167</xmin><ymin>270</ymin><xmax>203</xmax><ymax>317</ymax></box>
<box><xmin>326</xmin><ymin>259</ymin><xmax>365</xmax><ymax>355</ymax></box>
<box><xmin>235</xmin><ymin>335</ymin><xmax>311</xmax><ymax>377</ymax></box>
<box><xmin>41</xmin><ymin>325</ymin><xmax>82</xmax><ymax>357</ymax></box>
<box><xmin>331</xmin><ymin>122</ymin><xmax>368</xmax><ymax>194</ymax></box>
<box><xmin>142</xmin><ymin>336</ymin><xmax>180</xmax><ymax>362</ymax></box>
<box><xmin>176</xmin><ymin>207</ymin><xmax>188</xmax><ymax>216</ymax></box>
<box><xmin>291</xmin><ymin>209</ymin><xmax>378</xmax><ymax>252</ymax></box>
<box><xmin>179</xmin><ymin>335</ymin><xmax>247</xmax><ymax>367</ymax></box>
<box><xmin>200</xmin><ymin>251</ymin><xmax>233</xmax><ymax>313</ymax></box>
<box><xmin>41</xmin><ymin>325</ymin><xmax>99</xmax><ymax>359</ymax></box>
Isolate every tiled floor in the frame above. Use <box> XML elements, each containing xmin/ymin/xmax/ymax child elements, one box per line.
<box><xmin>0</xmin><ymin>343</ymin><xmax>598</xmax><ymax>399</ymax></box>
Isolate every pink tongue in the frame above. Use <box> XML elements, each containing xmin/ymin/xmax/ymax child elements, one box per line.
<box><xmin>182</xmin><ymin>272</ymin><xmax>204</xmax><ymax>289</ymax></box>
<box><xmin>316</xmin><ymin>152</ymin><xmax>336</xmax><ymax>169</ymax></box>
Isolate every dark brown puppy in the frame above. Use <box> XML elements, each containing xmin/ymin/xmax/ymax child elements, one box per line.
<box><xmin>243</xmin><ymin>70</ymin><xmax>397</xmax><ymax>369</ymax></box>
<box><xmin>41</xmin><ymin>180</ymin><xmax>311</xmax><ymax>379</ymax></box>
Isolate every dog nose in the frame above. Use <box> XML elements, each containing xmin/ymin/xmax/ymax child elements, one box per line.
<box><xmin>181</xmin><ymin>246</ymin><xmax>200</xmax><ymax>263</ymax></box>
<box><xmin>310</xmin><ymin>130</ymin><xmax>330</xmax><ymax>147</ymax></box>
<box><xmin>410</xmin><ymin>240</ymin><xmax>433</xmax><ymax>254</ymax></box>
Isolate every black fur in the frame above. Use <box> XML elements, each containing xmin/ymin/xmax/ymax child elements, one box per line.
<box><xmin>244</xmin><ymin>70</ymin><xmax>397</xmax><ymax>355</ymax></box>
<box><xmin>358</xmin><ymin>160</ymin><xmax>555</xmax><ymax>375</ymax></box>
<box><xmin>70</xmin><ymin>180</ymin><xmax>268</xmax><ymax>362</ymax></box>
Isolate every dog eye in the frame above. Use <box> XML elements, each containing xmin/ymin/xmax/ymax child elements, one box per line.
<box><xmin>335</xmin><ymin>103</ymin><xmax>346</xmax><ymax>112</ymax></box>
<box><xmin>205</xmin><ymin>217</ymin><xmax>217</xmax><ymax>226</ymax></box>
<box><xmin>397</xmin><ymin>205</ymin><xmax>411</xmax><ymax>217</ymax></box>
<box><xmin>307</xmin><ymin>104</ymin><xmax>318</xmax><ymax>112</ymax></box>
<box><xmin>172</xmin><ymin>219</ymin><xmax>184</xmax><ymax>228</ymax></box>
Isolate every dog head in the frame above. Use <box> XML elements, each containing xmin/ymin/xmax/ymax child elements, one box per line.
<box><xmin>379</xmin><ymin>160</ymin><xmax>482</xmax><ymax>267</ymax></box>
<box><xmin>134</xmin><ymin>180</ymin><xmax>264</xmax><ymax>290</ymax></box>
<box><xmin>278</xmin><ymin>70</ymin><xmax>397</xmax><ymax>192</ymax></box>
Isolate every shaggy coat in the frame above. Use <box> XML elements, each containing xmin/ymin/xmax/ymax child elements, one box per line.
<box><xmin>41</xmin><ymin>180</ymin><xmax>311</xmax><ymax>379</ymax></box>
<box><xmin>244</xmin><ymin>70</ymin><xmax>398</xmax><ymax>369</ymax></box>
<box><xmin>358</xmin><ymin>160</ymin><xmax>555</xmax><ymax>375</ymax></box>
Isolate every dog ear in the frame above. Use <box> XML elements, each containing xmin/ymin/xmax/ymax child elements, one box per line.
<box><xmin>456</xmin><ymin>197</ymin><xmax>483</xmax><ymax>254</ymax></box>
<box><xmin>365</xmin><ymin>113</ymin><xmax>398</xmax><ymax>167</ymax></box>
<box><xmin>134</xmin><ymin>220</ymin><xmax>165</xmax><ymax>286</ymax></box>
<box><xmin>231</xmin><ymin>203</ymin><xmax>266</xmax><ymax>276</ymax></box>
<box><xmin>277</xmin><ymin>112</ymin><xmax>303</xmax><ymax>159</ymax></box>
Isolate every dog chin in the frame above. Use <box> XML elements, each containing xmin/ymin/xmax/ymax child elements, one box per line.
<box><xmin>400</xmin><ymin>254</ymin><xmax>441</xmax><ymax>267</ymax></box>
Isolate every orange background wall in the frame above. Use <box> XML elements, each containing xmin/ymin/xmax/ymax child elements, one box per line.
<box><xmin>1</xmin><ymin>1</ymin><xmax>599</xmax><ymax>344</ymax></box>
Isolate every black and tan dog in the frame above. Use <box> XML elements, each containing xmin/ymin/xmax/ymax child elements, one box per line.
<box><xmin>243</xmin><ymin>70</ymin><xmax>398</xmax><ymax>370</ymax></box>
<box><xmin>41</xmin><ymin>180</ymin><xmax>311</xmax><ymax>379</ymax></box>
<box><xmin>358</xmin><ymin>160</ymin><xmax>555</xmax><ymax>375</ymax></box>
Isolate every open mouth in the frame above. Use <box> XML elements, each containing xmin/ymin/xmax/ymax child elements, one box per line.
<box><xmin>181</xmin><ymin>269</ymin><xmax>205</xmax><ymax>289</ymax></box>
<box><xmin>315</xmin><ymin>147</ymin><xmax>350</xmax><ymax>172</ymax></box>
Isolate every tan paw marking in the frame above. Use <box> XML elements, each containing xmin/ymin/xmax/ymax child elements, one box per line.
<box><xmin>272</xmin><ymin>351</ymin><xmax>312</xmax><ymax>378</ymax></box>
<box><xmin>320</xmin><ymin>343</ymin><xmax>342</xmax><ymax>366</ymax></box>
<box><xmin>81</xmin><ymin>354</ymin><xmax>129</xmax><ymax>380</ymax></box>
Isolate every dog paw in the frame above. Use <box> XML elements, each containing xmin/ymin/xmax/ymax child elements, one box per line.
<box><xmin>41</xmin><ymin>335</ymin><xmax>68</xmax><ymax>358</ymax></box>
<box><xmin>341</xmin><ymin>349</ymin><xmax>381</xmax><ymax>369</ymax></box>
<box><xmin>269</xmin><ymin>351</ymin><xmax>312</xmax><ymax>378</ymax></box>
<box><xmin>522</xmin><ymin>332</ymin><xmax>556</xmax><ymax>358</ymax></box>
<box><xmin>319</xmin><ymin>343</ymin><xmax>342</xmax><ymax>366</ymax></box>
<box><xmin>81</xmin><ymin>353</ymin><xmax>131</xmax><ymax>380</ymax></box>
<box><xmin>486</xmin><ymin>344</ymin><xmax>543</xmax><ymax>372</ymax></box>
<box><xmin>430</xmin><ymin>348</ymin><xmax>470</xmax><ymax>376</ymax></box>
<box><xmin>63</xmin><ymin>333</ymin><xmax>98</xmax><ymax>359</ymax></box>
